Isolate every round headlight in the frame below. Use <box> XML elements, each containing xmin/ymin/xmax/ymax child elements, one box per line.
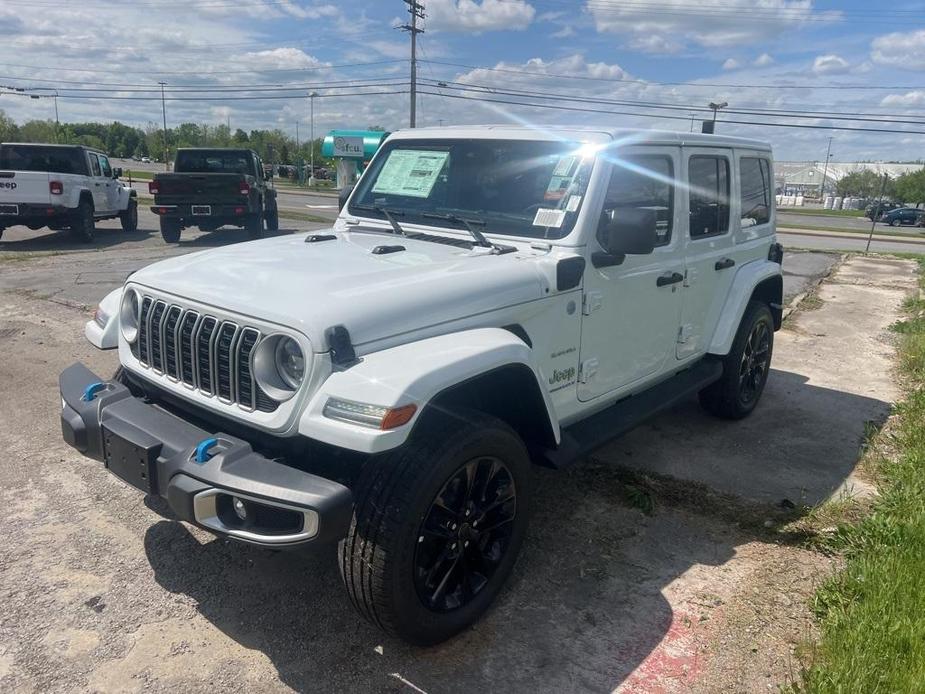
<box><xmin>275</xmin><ymin>337</ymin><xmax>305</xmax><ymax>389</ymax></box>
<box><xmin>120</xmin><ymin>288</ymin><xmax>139</xmax><ymax>343</ymax></box>
<box><xmin>253</xmin><ymin>334</ymin><xmax>307</xmax><ymax>402</ymax></box>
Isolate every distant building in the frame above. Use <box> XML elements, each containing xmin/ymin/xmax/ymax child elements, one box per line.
<box><xmin>775</xmin><ymin>161</ymin><xmax>923</xmax><ymax>196</ymax></box>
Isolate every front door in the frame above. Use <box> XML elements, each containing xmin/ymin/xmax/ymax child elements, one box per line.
<box><xmin>97</xmin><ymin>154</ymin><xmax>119</xmax><ymax>214</ymax></box>
<box><xmin>676</xmin><ymin>148</ymin><xmax>736</xmax><ymax>359</ymax></box>
<box><xmin>578</xmin><ymin>147</ymin><xmax>684</xmax><ymax>402</ymax></box>
<box><xmin>87</xmin><ymin>153</ymin><xmax>108</xmax><ymax>212</ymax></box>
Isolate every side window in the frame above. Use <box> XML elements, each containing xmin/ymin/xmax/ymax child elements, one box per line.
<box><xmin>739</xmin><ymin>157</ymin><xmax>771</xmax><ymax>227</ymax></box>
<box><xmin>89</xmin><ymin>153</ymin><xmax>101</xmax><ymax>177</ymax></box>
<box><xmin>598</xmin><ymin>155</ymin><xmax>674</xmax><ymax>247</ymax></box>
<box><xmin>689</xmin><ymin>155</ymin><xmax>730</xmax><ymax>238</ymax></box>
<box><xmin>98</xmin><ymin>155</ymin><xmax>112</xmax><ymax>178</ymax></box>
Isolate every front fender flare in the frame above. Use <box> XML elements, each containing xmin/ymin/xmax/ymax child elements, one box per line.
<box><xmin>298</xmin><ymin>328</ymin><xmax>559</xmax><ymax>454</ymax></box>
<box><xmin>84</xmin><ymin>287</ymin><xmax>122</xmax><ymax>349</ymax></box>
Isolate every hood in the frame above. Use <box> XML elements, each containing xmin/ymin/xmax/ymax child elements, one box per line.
<box><xmin>129</xmin><ymin>230</ymin><xmax>549</xmax><ymax>351</ymax></box>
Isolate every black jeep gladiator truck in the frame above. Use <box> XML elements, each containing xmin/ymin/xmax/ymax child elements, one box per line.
<box><xmin>149</xmin><ymin>148</ymin><xmax>279</xmax><ymax>243</ymax></box>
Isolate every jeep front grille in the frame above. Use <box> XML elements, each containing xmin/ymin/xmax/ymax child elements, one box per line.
<box><xmin>132</xmin><ymin>296</ymin><xmax>277</xmax><ymax>412</ymax></box>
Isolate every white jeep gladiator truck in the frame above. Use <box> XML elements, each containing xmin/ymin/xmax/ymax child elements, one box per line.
<box><xmin>0</xmin><ymin>143</ymin><xmax>137</xmax><ymax>241</ymax></box>
<box><xmin>60</xmin><ymin>127</ymin><xmax>783</xmax><ymax>645</ymax></box>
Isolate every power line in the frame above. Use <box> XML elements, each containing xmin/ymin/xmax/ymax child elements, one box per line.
<box><xmin>416</xmin><ymin>90</ymin><xmax>925</xmax><ymax>136</ymax></box>
<box><xmin>0</xmin><ymin>59</ymin><xmax>406</xmax><ymax>77</ymax></box>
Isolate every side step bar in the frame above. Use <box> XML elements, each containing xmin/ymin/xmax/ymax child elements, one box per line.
<box><xmin>539</xmin><ymin>358</ymin><xmax>723</xmax><ymax>468</ymax></box>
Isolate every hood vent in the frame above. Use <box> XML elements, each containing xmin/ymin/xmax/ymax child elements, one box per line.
<box><xmin>371</xmin><ymin>245</ymin><xmax>405</xmax><ymax>255</ymax></box>
<box><xmin>305</xmin><ymin>234</ymin><xmax>337</xmax><ymax>243</ymax></box>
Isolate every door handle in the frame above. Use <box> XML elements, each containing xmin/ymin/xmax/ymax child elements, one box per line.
<box><xmin>657</xmin><ymin>271</ymin><xmax>684</xmax><ymax>287</ymax></box>
<box><xmin>714</xmin><ymin>257</ymin><xmax>736</xmax><ymax>271</ymax></box>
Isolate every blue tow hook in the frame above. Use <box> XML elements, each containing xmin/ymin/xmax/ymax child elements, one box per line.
<box><xmin>81</xmin><ymin>382</ymin><xmax>107</xmax><ymax>402</ymax></box>
<box><xmin>194</xmin><ymin>438</ymin><xmax>219</xmax><ymax>464</ymax></box>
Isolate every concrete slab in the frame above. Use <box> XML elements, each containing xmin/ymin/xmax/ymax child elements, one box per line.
<box><xmin>594</xmin><ymin>255</ymin><xmax>918</xmax><ymax>506</ymax></box>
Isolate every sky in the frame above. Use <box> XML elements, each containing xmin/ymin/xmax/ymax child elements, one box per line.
<box><xmin>0</xmin><ymin>0</ymin><xmax>923</xmax><ymax>162</ymax></box>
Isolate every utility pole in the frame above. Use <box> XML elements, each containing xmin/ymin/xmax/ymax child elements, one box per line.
<box><xmin>158</xmin><ymin>81</ymin><xmax>169</xmax><ymax>171</ymax></box>
<box><xmin>400</xmin><ymin>0</ymin><xmax>425</xmax><ymax>128</ymax></box>
<box><xmin>820</xmin><ymin>136</ymin><xmax>833</xmax><ymax>198</ymax></box>
<box><xmin>309</xmin><ymin>91</ymin><xmax>318</xmax><ymax>185</ymax></box>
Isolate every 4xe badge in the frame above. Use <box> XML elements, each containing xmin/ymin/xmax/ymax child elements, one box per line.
<box><xmin>0</xmin><ymin>181</ymin><xmax>17</xmax><ymax>190</ymax></box>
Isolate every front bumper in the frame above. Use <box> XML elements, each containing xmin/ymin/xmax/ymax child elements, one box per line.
<box><xmin>59</xmin><ymin>362</ymin><xmax>353</xmax><ymax>547</ymax></box>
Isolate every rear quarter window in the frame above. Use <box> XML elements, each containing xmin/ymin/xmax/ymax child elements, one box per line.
<box><xmin>0</xmin><ymin>145</ymin><xmax>88</xmax><ymax>175</ymax></box>
<box><xmin>739</xmin><ymin>157</ymin><xmax>772</xmax><ymax>227</ymax></box>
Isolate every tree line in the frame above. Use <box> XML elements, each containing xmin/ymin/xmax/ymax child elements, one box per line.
<box><xmin>0</xmin><ymin>109</ymin><xmax>333</xmax><ymax>167</ymax></box>
<box><xmin>836</xmin><ymin>168</ymin><xmax>925</xmax><ymax>206</ymax></box>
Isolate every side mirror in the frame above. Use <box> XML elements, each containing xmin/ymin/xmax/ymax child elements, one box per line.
<box><xmin>265</xmin><ymin>169</ymin><xmax>273</xmax><ymax>181</ymax></box>
<box><xmin>338</xmin><ymin>184</ymin><xmax>355</xmax><ymax>211</ymax></box>
<box><xmin>600</xmin><ymin>207</ymin><xmax>658</xmax><ymax>256</ymax></box>
<box><xmin>112</xmin><ymin>167</ymin><xmax>122</xmax><ymax>178</ymax></box>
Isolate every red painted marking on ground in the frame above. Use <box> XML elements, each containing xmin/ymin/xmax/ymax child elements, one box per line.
<box><xmin>619</xmin><ymin>610</ymin><xmax>704</xmax><ymax>692</ymax></box>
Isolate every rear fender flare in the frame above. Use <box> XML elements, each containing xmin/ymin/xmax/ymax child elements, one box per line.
<box><xmin>709</xmin><ymin>260</ymin><xmax>783</xmax><ymax>356</ymax></box>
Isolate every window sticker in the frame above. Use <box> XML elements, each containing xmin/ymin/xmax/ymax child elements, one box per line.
<box><xmin>566</xmin><ymin>194</ymin><xmax>582</xmax><ymax>212</ymax></box>
<box><xmin>553</xmin><ymin>155</ymin><xmax>578</xmax><ymax>178</ymax></box>
<box><xmin>371</xmin><ymin>150</ymin><xmax>449</xmax><ymax>198</ymax></box>
<box><xmin>545</xmin><ymin>175</ymin><xmax>574</xmax><ymax>201</ymax></box>
<box><xmin>533</xmin><ymin>208</ymin><xmax>567</xmax><ymax>228</ymax></box>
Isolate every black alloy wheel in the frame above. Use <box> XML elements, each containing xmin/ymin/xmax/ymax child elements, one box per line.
<box><xmin>414</xmin><ymin>456</ymin><xmax>517</xmax><ymax>613</ymax></box>
<box><xmin>738</xmin><ymin>319</ymin><xmax>771</xmax><ymax>408</ymax></box>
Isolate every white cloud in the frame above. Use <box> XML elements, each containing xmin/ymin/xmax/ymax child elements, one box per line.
<box><xmin>587</xmin><ymin>0</ymin><xmax>826</xmax><ymax>54</ymax></box>
<box><xmin>880</xmin><ymin>91</ymin><xmax>925</xmax><ymax>108</ymax></box>
<box><xmin>240</xmin><ymin>47</ymin><xmax>324</xmax><ymax>70</ymax></box>
<box><xmin>871</xmin><ymin>29</ymin><xmax>925</xmax><ymax>70</ymax></box>
<box><xmin>628</xmin><ymin>34</ymin><xmax>683</xmax><ymax>55</ymax></box>
<box><xmin>722</xmin><ymin>58</ymin><xmax>740</xmax><ymax>70</ymax></box>
<box><xmin>426</xmin><ymin>0</ymin><xmax>536</xmax><ymax>33</ymax></box>
<box><xmin>753</xmin><ymin>53</ymin><xmax>774</xmax><ymax>67</ymax></box>
<box><xmin>812</xmin><ymin>54</ymin><xmax>850</xmax><ymax>75</ymax></box>
<box><xmin>551</xmin><ymin>26</ymin><xmax>575</xmax><ymax>38</ymax></box>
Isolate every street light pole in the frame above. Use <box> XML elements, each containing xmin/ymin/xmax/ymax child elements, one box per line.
<box><xmin>158</xmin><ymin>81</ymin><xmax>169</xmax><ymax>171</ymax></box>
<box><xmin>820</xmin><ymin>136</ymin><xmax>833</xmax><ymax>198</ymax></box>
<box><xmin>309</xmin><ymin>91</ymin><xmax>318</xmax><ymax>186</ymax></box>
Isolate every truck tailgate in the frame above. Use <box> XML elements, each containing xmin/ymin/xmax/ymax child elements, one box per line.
<box><xmin>0</xmin><ymin>171</ymin><xmax>51</xmax><ymax>206</ymax></box>
<box><xmin>152</xmin><ymin>173</ymin><xmax>248</xmax><ymax>204</ymax></box>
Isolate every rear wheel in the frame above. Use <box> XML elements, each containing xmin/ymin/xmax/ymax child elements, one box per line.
<box><xmin>245</xmin><ymin>201</ymin><xmax>264</xmax><ymax>238</ymax></box>
<box><xmin>160</xmin><ymin>218</ymin><xmax>181</xmax><ymax>243</ymax></box>
<box><xmin>120</xmin><ymin>198</ymin><xmax>138</xmax><ymax>232</ymax></box>
<box><xmin>69</xmin><ymin>200</ymin><xmax>95</xmax><ymax>242</ymax></box>
<box><xmin>699</xmin><ymin>300</ymin><xmax>774</xmax><ymax>419</ymax></box>
<box><xmin>265</xmin><ymin>204</ymin><xmax>279</xmax><ymax>231</ymax></box>
<box><xmin>339</xmin><ymin>410</ymin><xmax>531</xmax><ymax>645</ymax></box>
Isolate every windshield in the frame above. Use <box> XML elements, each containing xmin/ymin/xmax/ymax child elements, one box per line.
<box><xmin>348</xmin><ymin>138</ymin><xmax>594</xmax><ymax>240</ymax></box>
<box><xmin>174</xmin><ymin>150</ymin><xmax>253</xmax><ymax>175</ymax></box>
<box><xmin>0</xmin><ymin>145</ymin><xmax>88</xmax><ymax>175</ymax></box>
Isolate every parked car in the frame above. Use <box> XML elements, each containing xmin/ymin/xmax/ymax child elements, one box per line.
<box><xmin>140</xmin><ymin>156</ymin><xmax>151</xmax><ymax>163</ymax></box>
<box><xmin>865</xmin><ymin>201</ymin><xmax>901</xmax><ymax>220</ymax></box>
<box><xmin>0</xmin><ymin>143</ymin><xmax>137</xmax><ymax>241</ymax></box>
<box><xmin>880</xmin><ymin>207</ymin><xmax>925</xmax><ymax>227</ymax></box>
<box><xmin>61</xmin><ymin>127</ymin><xmax>783</xmax><ymax>645</ymax></box>
<box><xmin>148</xmin><ymin>148</ymin><xmax>279</xmax><ymax>242</ymax></box>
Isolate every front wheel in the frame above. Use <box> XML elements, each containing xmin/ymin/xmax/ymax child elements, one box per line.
<box><xmin>339</xmin><ymin>410</ymin><xmax>531</xmax><ymax>645</ymax></box>
<box><xmin>699</xmin><ymin>300</ymin><xmax>774</xmax><ymax>419</ymax></box>
<box><xmin>890</xmin><ymin>218</ymin><xmax>901</xmax><ymax>227</ymax></box>
<box><xmin>120</xmin><ymin>198</ymin><xmax>138</xmax><ymax>232</ymax></box>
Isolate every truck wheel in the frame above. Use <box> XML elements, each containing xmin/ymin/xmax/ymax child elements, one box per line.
<box><xmin>69</xmin><ymin>200</ymin><xmax>95</xmax><ymax>242</ymax></box>
<box><xmin>340</xmin><ymin>410</ymin><xmax>531</xmax><ymax>645</ymax></box>
<box><xmin>265</xmin><ymin>204</ymin><xmax>279</xmax><ymax>231</ymax></box>
<box><xmin>160</xmin><ymin>218</ymin><xmax>181</xmax><ymax>243</ymax></box>
<box><xmin>120</xmin><ymin>198</ymin><xmax>138</xmax><ymax>232</ymax></box>
<box><xmin>246</xmin><ymin>202</ymin><xmax>264</xmax><ymax>238</ymax></box>
<box><xmin>699</xmin><ymin>300</ymin><xmax>774</xmax><ymax>419</ymax></box>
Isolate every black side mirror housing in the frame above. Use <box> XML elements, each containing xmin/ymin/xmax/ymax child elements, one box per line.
<box><xmin>112</xmin><ymin>167</ymin><xmax>122</xmax><ymax>178</ymax></box>
<box><xmin>600</xmin><ymin>207</ymin><xmax>658</xmax><ymax>256</ymax></box>
<box><xmin>338</xmin><ymin>184</ymin><xmax>355</xmax><ymax>211</ymax></box>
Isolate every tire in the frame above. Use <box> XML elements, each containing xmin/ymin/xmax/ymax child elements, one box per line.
<box><xmin>245</xmin><ymin>201</ymin><xmax>264</xmax><ymax>238</ymax></box>
<box><xmin>265</xmin><ymin>204</ymin><xmax>279</xmax><ymax>231</ymax></box>
<box><xmin>160</xmin><ymin>218</ymin><xmax>181</xmax><ymax>243</ymax></box>
<box><xmin>890</xmin><ymin>218</ymin><xmax>901</xmax><ymax>227</ymax></box>
<box><xmin>120</xmin><ymin>198</ymin><xmax>138</xmax><ymax>232</ymax></box>
<box><xmin>69</xmin><ymin>199</ymin><xmax>95</xmax><ymax>242</ymax></box>
<box><xmin>339</xmin><ymin>409</ymin><xmax>531</xmax><ymax>645</ymax></box>
<box><xmin>699</xmin><ymin>300</ymin><xmax>774</xmax><ymax>420</ymax></box>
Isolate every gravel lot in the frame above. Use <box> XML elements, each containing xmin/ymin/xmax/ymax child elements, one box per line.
<box><xmin>0</xmin><ymin>216</ymin><xmax>917</xmax><ymax>692</ymax></box>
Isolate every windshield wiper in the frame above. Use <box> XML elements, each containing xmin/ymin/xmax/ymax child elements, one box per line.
<box><xmin>421</xmin><ymin>212</ymin><xmax>493</xmax><ymax>249</ymax></box>
<box><xmin>350</xmin><ymin>203</ymin><xmax>406</xmax><ymax>236</ymax></box>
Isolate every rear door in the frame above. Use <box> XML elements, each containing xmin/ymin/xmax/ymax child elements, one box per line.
<box><xmin>677</xmin><ymin>147</ymin><xmax>736</xmax><ymax>359</ymax></box>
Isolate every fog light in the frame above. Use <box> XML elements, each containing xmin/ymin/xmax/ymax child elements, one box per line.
<box><xmin>232</xmin><ymin>497</ymin><xmax>248</xmax><ymax>521</ymax></box>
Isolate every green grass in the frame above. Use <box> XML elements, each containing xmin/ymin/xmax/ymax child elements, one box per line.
<box><xmin>779</xmin><ymin>222</ymin><xmax>925</xmax><ymax>238</ymax></box>
<box><xmin>780</xmin><ymin>208</ymin><xmax>867</xmax><ymax>218</ymax></box>
<box><xmin>121</xmin><ymin>169</ymin><xmax>155</xmax><ymax>181</ymax></box>
<box><xmin>794</xmin><ymin>256</ymin><xmax>925</xmax><ymax>692</ymax></box>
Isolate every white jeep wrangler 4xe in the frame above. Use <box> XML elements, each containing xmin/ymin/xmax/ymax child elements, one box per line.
<box><xmin>0</xmin><ymin>143</ymin><xmax>137</xmax><ymax>241</ymax></box>
<box><xmin>60</xmin><ymin>126</ymin><xmax>783</xmax><ymax>645</ymax></box>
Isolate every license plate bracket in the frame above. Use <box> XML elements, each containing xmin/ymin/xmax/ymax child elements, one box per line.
<box><xmin>0</xmin><ymin>204</ymin><xmax>18</xmax><ymax>215</ymax></box>
<box><xmin>102</xmin><ymin>422</ymin><xmax>162</xmax><ymax>493</ymax></box>
<box><xmin>191</xmin><ymin>205</ymin><xmax>211</xmax><ymax>216</ymax></box>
